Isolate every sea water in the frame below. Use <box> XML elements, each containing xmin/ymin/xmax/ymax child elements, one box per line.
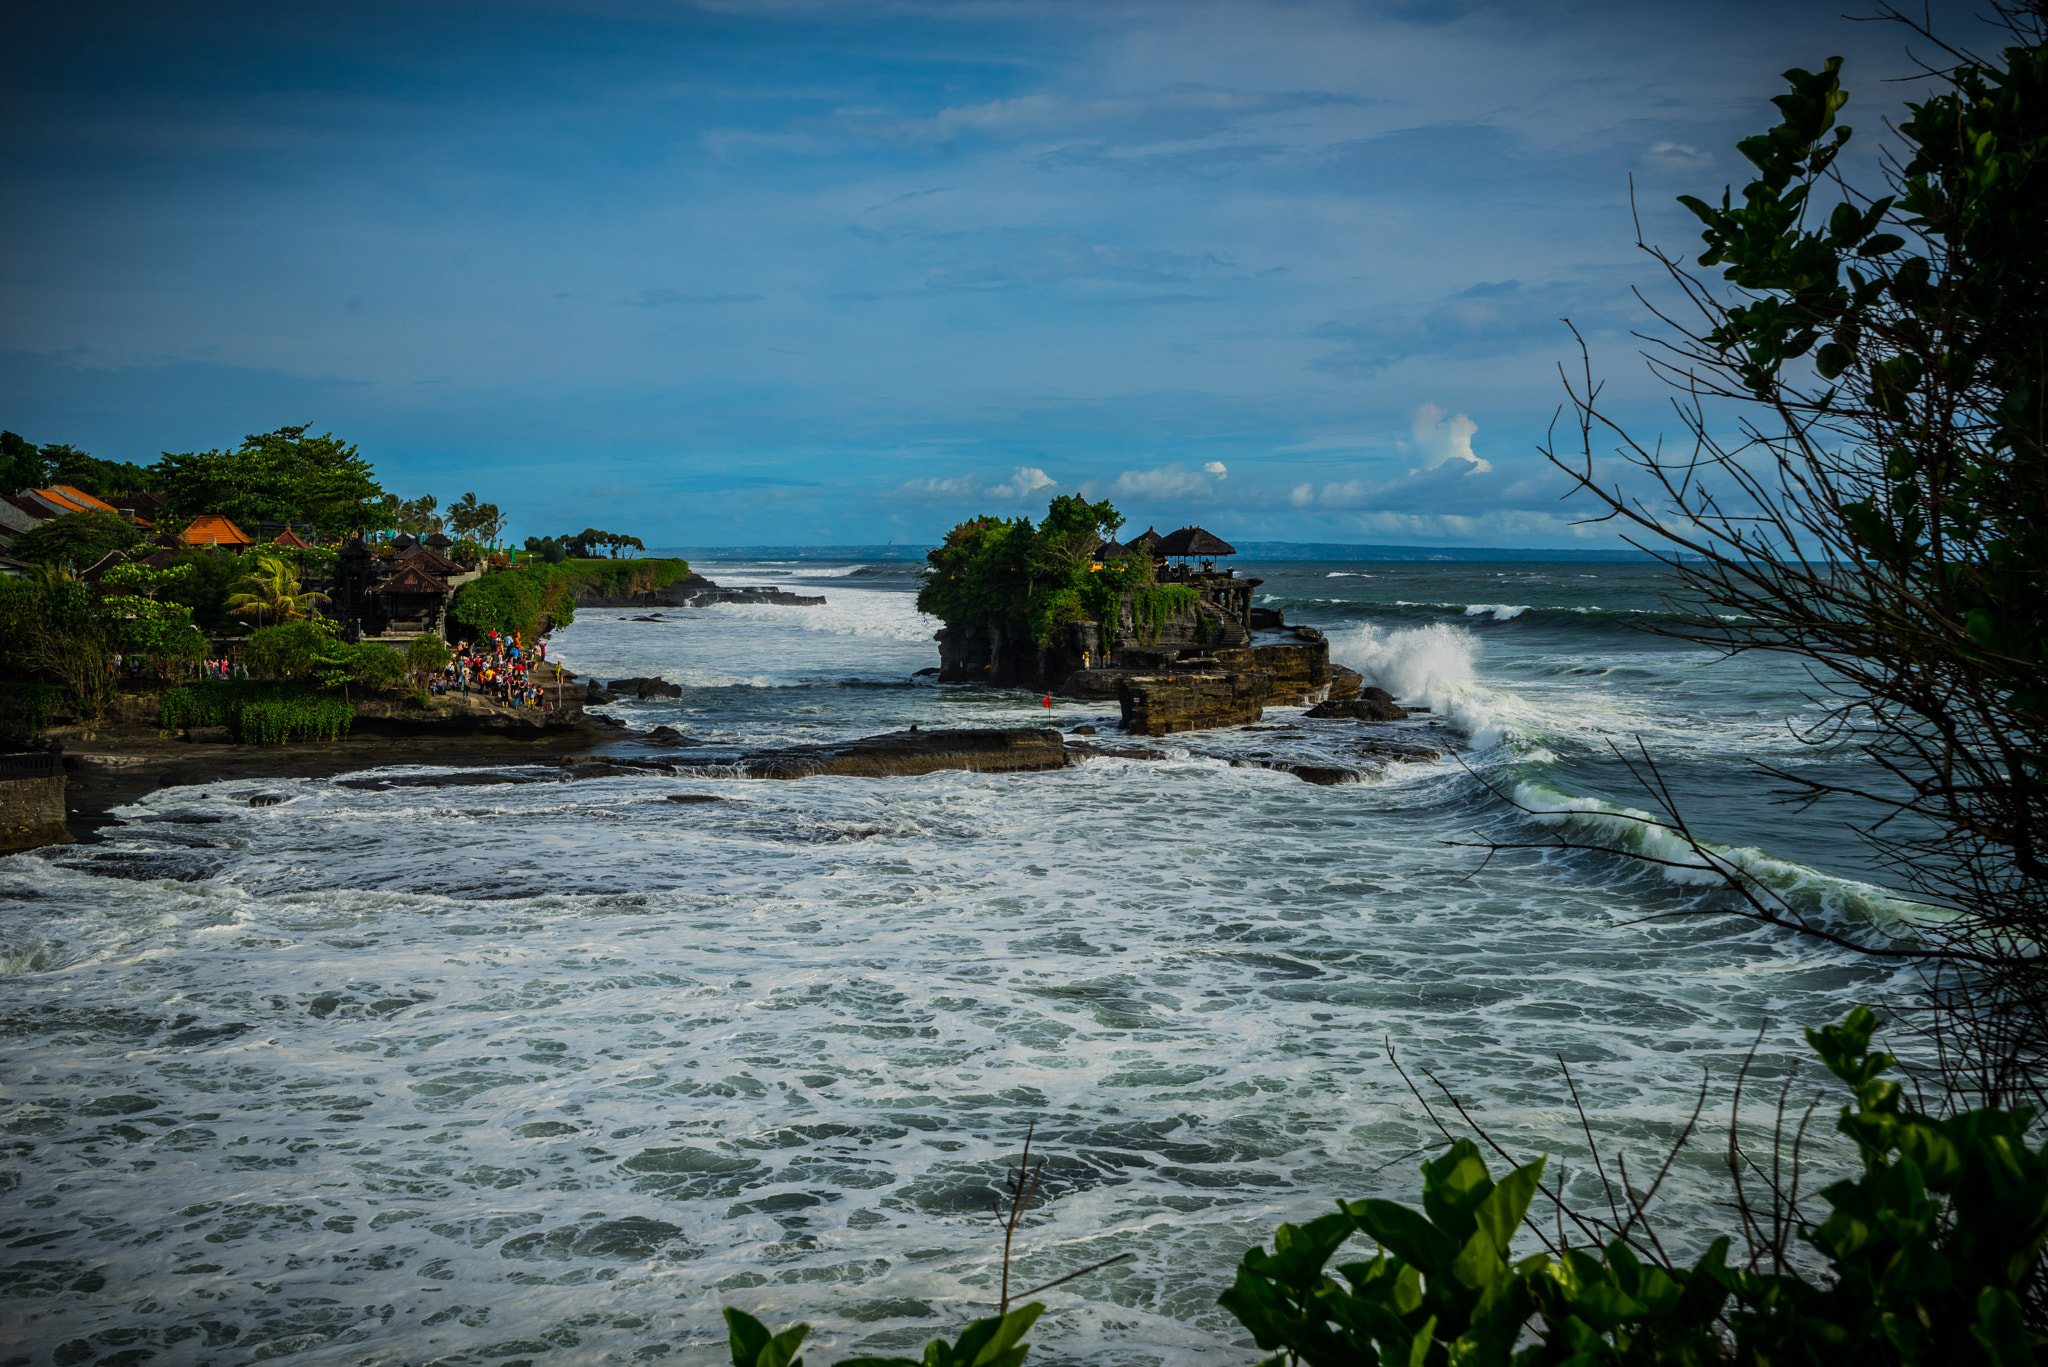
<box><xmin>0</xmin><ymin>560</ymin><xmax>1916</xmax><ymax>1367</ymax></box>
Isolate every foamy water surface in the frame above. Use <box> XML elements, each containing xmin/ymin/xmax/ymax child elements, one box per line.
<box><xmin>0</xmin><ymin>559</ymin><xmax>1911</xmax><ymax>1367</ymax></box>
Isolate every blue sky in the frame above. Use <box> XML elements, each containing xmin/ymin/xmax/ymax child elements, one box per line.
<box><xmin>0</xmin><ymin>0</ymin><xmax>1996</xmax><ymax>548</ymax></box>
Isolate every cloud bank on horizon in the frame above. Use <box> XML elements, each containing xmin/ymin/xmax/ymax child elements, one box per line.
<box><xmin>0</xmin><ymin>0</ymin><xmax>1994</xmax><ymax>548</ymax></box>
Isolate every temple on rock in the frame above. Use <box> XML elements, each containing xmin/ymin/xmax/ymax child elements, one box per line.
<box><xmin>928</xmin><ymin>512</ymin><xmax>1363</xmax><ymax>735</ymax></box>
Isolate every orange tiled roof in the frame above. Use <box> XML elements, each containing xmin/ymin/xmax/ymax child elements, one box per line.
<box><xmin>181</xmin><ymin>514</ymin><xmax>254</xmax><ymax>548</ymax></box>
<box><xmin>272</xmin><ymin>526</ymin><xmax>313</xmax><ymax>549</ymax></box>
<box><xmin>34</xmin><ymin>486</ymin><xmax>119</xmax><ymax>516</ymax></box>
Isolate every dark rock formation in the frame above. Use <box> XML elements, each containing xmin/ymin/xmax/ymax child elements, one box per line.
<box><xmin>716</xmin><ymin>727</ymin><xmax>1068</xmax><ymax>780</ymax></box>
<box><xmin>669</xmin><ymin>575</ymin><xmax>824</xmax><ymax>608</ymax></box>
<box><xmin>608</xmin><ymin>677</ymin><xmax>682</xmax><ymax>700</ymax></box>
<box><xmin>1329</xmin><ymin>665</ymin><xmax>1365</xmax><ymax>701</ymax></box>
<box><xmin>1116</xmin><ymin>667</ymin><xmax>1271</xmax><ymax>735</ymax></box>
<box><xmin>571</xmin><ymin>572</ymin><xmax>825</xmax><ymax>610</ymax></box>
<box><xmin>1306</xmin><ymin>697</ymin><xmax>1409</xmax><ymax>721</ymax></box>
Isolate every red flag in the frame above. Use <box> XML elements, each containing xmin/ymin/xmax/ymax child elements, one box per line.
<box><xmin>1042</xmin><ymin>695</ymin><xmax>1052</xmax><ymax>709</ymax></box>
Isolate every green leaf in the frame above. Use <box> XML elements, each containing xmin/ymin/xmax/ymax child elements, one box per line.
<box><xmin>1350</xmin><ymin>1199</ymin><xmax>1463</xmax><ymax>1274</ymax></box>
<box><xmin>1970</xmin><ymin>1288</ymin><xmax>2034</xmax><ymax>1366</ymax></box>
<box><xmin>1473</xmin><ymin>1157</ymin><xmax>1545</xmax><ymax>1256</ymax></box>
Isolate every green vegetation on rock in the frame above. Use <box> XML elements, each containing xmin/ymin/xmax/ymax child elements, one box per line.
<box><xmin>450</xmin><ymin>557</ymin><xmax>688</xmax><ymax>639</ymax></box>
<box><xmin>919</xmin><ymin>495</ymin><xmax>1156</xmax><ymax>646</ymax></box>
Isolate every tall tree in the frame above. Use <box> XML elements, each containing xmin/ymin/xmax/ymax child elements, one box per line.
<box><xmin>0</xmin><ymin>430</ymin><xmax>51</xmax><ymax>491</ymax></box>
<box><xmin>152</xmin><ymin>425</ymin><xmax>387</xmax><ymax>531</ymax></box>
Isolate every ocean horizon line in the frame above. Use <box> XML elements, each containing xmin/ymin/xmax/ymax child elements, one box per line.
<box><xmin>662</xmin><ymin>540</ymin><xmax>1663</xmax><ymax>563</ymax></box>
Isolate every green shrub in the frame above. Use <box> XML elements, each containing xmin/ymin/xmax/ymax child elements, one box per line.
<box><xmin>722</xmin><ymin>1302</ymin><xmax>1042</xmax><ymax>1367</ymax></box>
<box><xmin>405</xmin><ymin>634</ymin><xmax>453</xmax><ymax>674</ymax></box>
<box><xmin>451</xmin><ymin>564</ymin><xmax>576</xmax><ymax>640</ymax></box>
<box><xmin>244</xmin><ymin>621</ymin><xmax>334</xmax><ymax>679</ymax></box>
<box><xmin>159</xmin><ymin>680</ymin><xmax>354</xmax><ymax>744</ymax></box>
<box><xmin>1218</xmin><ymin>1007</ymin><xmax>2048</xmax><ymax>1365</ymax></box>
<box><xmin>0</xmin><ymin>681</ymin><xmax>65</xmax><ymax>737</ymax></box>
<box><xmin>7</xmin><ymin>510</ymin><xmax>142</xmax><ymax>567</ymax></box>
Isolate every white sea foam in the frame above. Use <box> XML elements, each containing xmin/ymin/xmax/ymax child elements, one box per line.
<box><xmin>0</xmin><ymin>577</ymin><xmax>1914</xmax><ymax>1366</ymax></box>
<box><xmin>1463</xmin><ymin>603</ymin><xmax>1529</xmax><ymax>621</ymax></box>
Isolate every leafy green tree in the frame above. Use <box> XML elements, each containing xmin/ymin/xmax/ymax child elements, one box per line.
<box><xmin>404</xmin><ymin>634</ymin><xmax>453</xmax><ymax>681</ymax></box>
<box><xmin>916</xmin><ymin>515</ymin><xmax>1040</xmax><ymax>629</ymax></box>
<box><xmin>0</xmin><ymin>430</ymin><xmax>51</xmax><ymax>491</ymax></box>
<box><xmin>152</xmin><ymin>425</ymin><xmax>387</xmax><ymax>532</ymax></box>
<box><xmin>7</xmin><ymin>510</ymin><xmax>143</xmax><ymax>567</ymax></box>
<box><xmin>158</xmin><ymin>549</ymin><xmax>249</xmax><ymax>634</ymax></box>
<box><xmin>40</xmin><ymin>444</ymin><xmax>153</xmax><ymax>499</ymax></box>
<box><xmin>242</xmin><ymin>622</ymin><xmax>333</xmax><ymax>680</ymax></box>
<box><xmin>102</xmin><ymin>596</ymin><xmax>207</xmax><ymax>675</ymax></box>
<box><xmin>0</xmin><ymin>567</ymin><xmax>118</xmax><ymax>718</ymax></box>
<box><xmin>1547</xmin><ymin>8</ymin><xmax>2048</xmax><ymax>1102</ymax></box>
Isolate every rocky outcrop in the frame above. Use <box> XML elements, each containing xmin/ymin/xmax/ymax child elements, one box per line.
<box><xmin>1115</xmin><ymin>666</ymin><xmax>1271</xmax><ymax>735</ymax></box>
<box><xmin>603</xmin><ymin>677</ymin><xmax>683</xmax><ymax>700</ymax></box>
<box><xmin>670</xmin><ymin>576</ymin><xmax>825</xmax><ymax>608</ymax></box>
<box><xmin>934</xmin><ymin>622</ymin><xmax>1080</xmax><ymax>689</ymax></box>
<box><xmin>1306</xmin><ymin>696</ymin><xmax>1410</xmax><ymax>721</ymax></box>
<box><xmin>718</xmin><ymin>727</ymin><xmax>1069</xmax><ymax>780</ymax></box>
<box><xmin>1328</xmin><ymin>664</ymin><xmax>1364</xmax><ymax>700</ymax></box>
<box><xmin>570</xmin><ymin>572</ymin><xmax>824</xmax><ymax>610</ymax></box>
<box><xmin>350</xmin><ymin>689</ymin><xmax>592</xmax><ymax>737</ymax></box>
<box><xmin>1234</xmin><ymin>637</ymin><xmax>1334</xmax><ymax>706</ymax></box>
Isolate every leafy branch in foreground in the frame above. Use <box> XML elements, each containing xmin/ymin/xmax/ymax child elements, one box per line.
<box><xmin>1221</xmin><ymin>1007</ymin><xmax>2048</xmax><ymax>1365</ymax></box>
<box><xmin>1539</xmin><ymin>5</ymin><xmax>2048</xmax><ymax>1107</ymax></box>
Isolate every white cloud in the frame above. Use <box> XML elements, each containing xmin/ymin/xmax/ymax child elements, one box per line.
<box><xmin>1289</xmin><ymin>482</ymin><xmax>1314</xmax><ymax>507</ymax></box>
<box><xmin>1408</xmin><ymin>402</ymin><xmax>1491</xmax><ymax>473</ymax></box>
<box><xmin>989</xmin><ymin>465</ymin><xmax>1056</xmax><ymax>499</ymax></box>
<box><xmin>1086</xmin><ymin>462</ymin><xmax>1228</xmax><ymax>502</ymax></box>
<box><xmin>893</xmin><ymin>465</ymin><xmax>1059</xmax><ymax>505</ymax></box>
<box><xmin>1644</xmin><ymin>140</ymin><xmax>1713</xmax><ymax>170</ymax></box>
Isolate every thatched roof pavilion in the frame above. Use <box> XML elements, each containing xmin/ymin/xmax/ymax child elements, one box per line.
<box><xmin>1154</xmin><ymin>526</ymin><xmax>1236</xmax><ymax>559</ymax></box>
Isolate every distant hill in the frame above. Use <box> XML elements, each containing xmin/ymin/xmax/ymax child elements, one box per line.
<box><xmin>662</xmin><ymin>541</ymin><xmax>1661</xmax><ymax>563</ymax></box>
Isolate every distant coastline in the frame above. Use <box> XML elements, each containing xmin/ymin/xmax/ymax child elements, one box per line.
<box><xmin>660</xmin><ymin>541</ymin><xmax>1666</xmax><ymax>563</ymax></box>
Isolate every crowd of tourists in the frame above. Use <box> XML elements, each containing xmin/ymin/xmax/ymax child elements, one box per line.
<box><xmin>434</xmin><ymin>628</ymin><xmax>556</xmax><ymax>710</ymax></box>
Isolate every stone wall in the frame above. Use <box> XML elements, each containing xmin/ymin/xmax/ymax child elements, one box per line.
<box><xmin>0</xmin><ymin>770</ymin><xmax>67</xmax><ymax>851</ymax></box>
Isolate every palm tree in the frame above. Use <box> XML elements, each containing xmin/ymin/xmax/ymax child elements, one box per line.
<box><xmin>225</xmin><ymin>554</ymin><xmax>329</xmax><ymax>628</ymax></box>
